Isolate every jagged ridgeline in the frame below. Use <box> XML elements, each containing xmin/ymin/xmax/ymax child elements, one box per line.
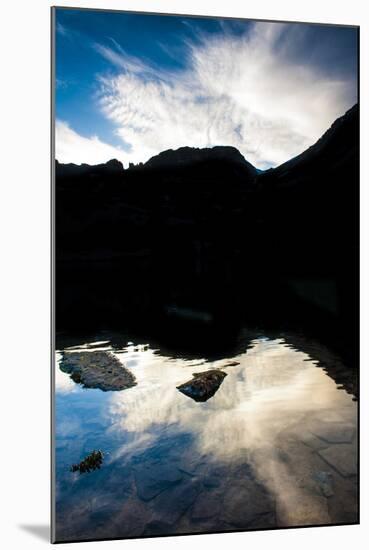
<box><xmin>55</xmin><ymin>105</ymin><xmax>358</xmax><ymax>363</ymax></box>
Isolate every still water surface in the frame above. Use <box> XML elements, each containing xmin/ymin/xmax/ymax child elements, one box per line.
<box><xmin>55</xmin><ymin>331</ymin><xmax>357</xmax><ymax>541</ymax></box>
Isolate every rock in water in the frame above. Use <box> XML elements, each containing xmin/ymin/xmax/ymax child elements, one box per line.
<box><xmin>59</xmin><ymin>351</ymin><xmax>136</xmax><ymax>391</ymax></box>
<box><xmin>176</xmin><ymin>369</ymin><xmax>227</xmax><ymax>402</ymax></box>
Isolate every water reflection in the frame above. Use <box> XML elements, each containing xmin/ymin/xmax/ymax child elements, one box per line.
<box><xmin>55</xmin><ymin>333</ymin><xmax>357</xmax><ymax>541</ymax></box>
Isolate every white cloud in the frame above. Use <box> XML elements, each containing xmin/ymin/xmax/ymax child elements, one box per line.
<box><xmin>107</xmin><ymin>337</ymin><xmax>355</xmax><ymax>527</ymax></box>
<box><xmin>55</xmin><ymin>120</ymin><xmax>126</xmax><ymax>165</ymax></box>
<box><xmin>95</xmin><ymin>21</ymin><xmax>356</xmax><ymax>169</ymax></box>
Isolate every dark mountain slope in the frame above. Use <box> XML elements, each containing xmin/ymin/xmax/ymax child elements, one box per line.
<box><xmin>145</xmin><ymin>145</ymin><xmax>256</xmax><ymax>175</ymax></box>
<box><xmin>55</xmin><ymin>158</ymin><xmax>124</xmax><ymax>177</ymax></box>
<box><xmin>259</xmin><ymin>104</ymin><xmax>358</xmax><ymax>189</ymax></box>
<box><xmin>55</xmin><ymin>105</ymin><xmax>359</xmax><ymax>364</ymax></box>
<box><xmin>255</xmin><ymin>104</ymin><xmax>358</xmax><ymax>275</ymax></box>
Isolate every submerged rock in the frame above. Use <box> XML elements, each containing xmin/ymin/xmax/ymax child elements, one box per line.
<box><xmin>134</xmin><ymin>461</ymin><xmax>184</xmax><ymax>501</ymax></box>
<box><xmin>177</xmin><ymin>369</ymin><xmax>227</xmax><ymax>402</ymax></box>
<box><xmin>318</xmin><ymin>444</ymin><xmax>357</xmax><ymax>477</ymax></box>
<box><xmin>313</xmin><ymin>471</ymin><xmax>334</xmax><ymax>497</ymax></box>
<box><xmin>310</xmin><ymin>422</ymin><xmax>355</xmax><ymax>444</ymax></box>
<box><xmin>70</xmin><ymin>450</ymin><xmax>103</xmax><ymax>474</ymax></box>
<box><xmin>221</xmin><ymin>478</ymin><xmax>275</xmax><ymax>527</ymax></box>
<box><xmin>59</xmin><ymin>351</ymin><xmax>136</xmax><ymax>391</ymax></box>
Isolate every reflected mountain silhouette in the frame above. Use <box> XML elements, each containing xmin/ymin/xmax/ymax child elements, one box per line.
<box><xmin>54</xmin><ymin>105</ymin><xmax>359</xmax><ymax>540</ymax></box>
<box><xmin>55</xmin><ymin>105</ymin><xmax>358</xmax><ymax>368</ymax></box>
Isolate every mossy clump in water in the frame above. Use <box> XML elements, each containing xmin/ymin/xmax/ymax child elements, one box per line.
<box><xmin>70</xmin><ymin>450</ymin><xmax>104</xmax><ymax>474</ymax></box>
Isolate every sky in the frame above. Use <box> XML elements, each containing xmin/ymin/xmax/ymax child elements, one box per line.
<box><xmin>55</xmin><ymin>8</ymin><xmax>358</xmax><ymax>170</ymax></box>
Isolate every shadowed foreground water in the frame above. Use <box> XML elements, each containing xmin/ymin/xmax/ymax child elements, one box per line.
<box><xmin>54</xmin><ymin>331</ymin><xmax>358</xmax><ymax>542</ymax></box>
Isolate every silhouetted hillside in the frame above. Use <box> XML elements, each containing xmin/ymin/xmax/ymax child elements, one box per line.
<box><xmin>56</xmin><ymin>158</ymin><xmax>124</xmax><ymax>177</ymax></box>
<box><xmin>55</xmin><ymin>105</ymin><xmax>359</xmax><ymax>364</ymax></box>
<box><xmin>144</xmin><ymin>145</ymin><xmax>257</xmax><ymax>175</ymax></box>
<box><xmin>259</xmin><ymin>104</ymin><xmax>358</xmax><ymax>188</ymax></box>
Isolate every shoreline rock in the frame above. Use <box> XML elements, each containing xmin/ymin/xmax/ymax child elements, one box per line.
<box><xmin>177</xmin><ymin>369</ymin><xmax>227</xmax><ymax>402</ymax></box>
<box><xmin>59</xmin><ymin>351</ymin><xmax>136</xmax><ymax>391</ymax></box>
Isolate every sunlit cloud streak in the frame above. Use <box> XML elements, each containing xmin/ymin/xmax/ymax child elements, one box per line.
<box><xmin>92</xmin><ymin>21</ymin><xmax>356</xmax><ymax>169</ymax></box>
<box><xmin>56</xmin><ymin>21</ymin><xmax>356</xmax><ymax>169</ymax></box>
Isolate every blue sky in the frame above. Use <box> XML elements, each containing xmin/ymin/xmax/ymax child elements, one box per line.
<box><xmin>55</xmin><ymin>8</ymin><xmax>358</xmax><ymax>169</ymax></box>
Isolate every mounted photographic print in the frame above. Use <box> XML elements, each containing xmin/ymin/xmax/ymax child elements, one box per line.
<box><xmin>51</xmin><ymin>6</ymin><xmax>359</xmax><ymax>543</ymax></box>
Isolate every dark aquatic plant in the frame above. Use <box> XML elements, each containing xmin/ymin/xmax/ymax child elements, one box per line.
<box><xmin>70</xmin><ymin>450</ymin><xmax>104</xmax><ymax>474</ymax></box>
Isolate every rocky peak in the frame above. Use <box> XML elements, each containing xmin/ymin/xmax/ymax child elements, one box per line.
<box><xmin>144</xmin><ymin>145</ymin><xmax>256</xmax><ymax>173</ymax></box>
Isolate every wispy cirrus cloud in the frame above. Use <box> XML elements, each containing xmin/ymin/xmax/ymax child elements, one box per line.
<box><xmin>56</xmin><ymin>21</ymin><xmax>68</xmax><ymax>36</ymax></box>
<box><xmin>94</xmin><ymin>21</ymin><xmax>356</xmax><ymax>169</ymax></box>
<box><xmin>55</xmin><ymin>20</ymin><xmax>356</xmax><ymax>169</ymax></box>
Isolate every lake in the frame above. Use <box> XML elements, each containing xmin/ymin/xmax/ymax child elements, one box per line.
<box><xmin>54</xmin><ymin>329</ymin><xmax>358</xmax><ymax>542</ymax></box>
